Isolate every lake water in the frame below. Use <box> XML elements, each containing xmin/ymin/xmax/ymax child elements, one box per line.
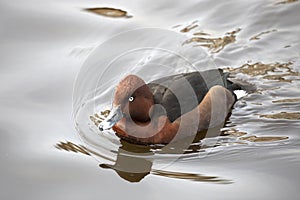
<box><xmin>1</xmin><ymin>0</ymin><xmax>300</xmax><ymax>199</ymax></box>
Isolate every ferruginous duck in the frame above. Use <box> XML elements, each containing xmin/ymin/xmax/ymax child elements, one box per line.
<box><xmin>99</xmin><ymin>69</ymin><xmax>242</xmax><ymax>144</ymax></box>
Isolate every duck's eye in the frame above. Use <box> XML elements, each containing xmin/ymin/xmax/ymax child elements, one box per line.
<box><xmin>128</xmin><ymin>96</ymin><xmax>135</xmax><ymax>102</ymax></box>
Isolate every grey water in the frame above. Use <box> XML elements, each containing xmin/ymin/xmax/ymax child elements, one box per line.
<box><xmin>1</xmin><ymin>0</ymin><xmax>300</xmax><ymax>199</ymax></box>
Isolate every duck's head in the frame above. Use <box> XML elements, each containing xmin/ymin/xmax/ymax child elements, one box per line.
<box><xmin>99</xmin><ymin>75</ymin><xmax>154</xmax><ymax>131</ymax></box>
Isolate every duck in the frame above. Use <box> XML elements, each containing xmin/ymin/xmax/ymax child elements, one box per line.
<box><xmin>99</xmin><ymin>69</ymin><xmax>243</xmax><ymax>145</ymax></box>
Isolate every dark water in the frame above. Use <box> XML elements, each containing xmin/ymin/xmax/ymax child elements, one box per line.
<box><xmin>1</xmin><ymin>0</ymin><xmax>300</xmax><ymax>199</ymax></box>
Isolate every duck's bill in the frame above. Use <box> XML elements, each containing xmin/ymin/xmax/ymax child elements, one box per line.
<box><xmin>98</xmin><ymin>105</ymin><xmax>123</xmax><ymax>131</ymax></box>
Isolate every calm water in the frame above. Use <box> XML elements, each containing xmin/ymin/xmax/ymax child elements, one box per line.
<box><xmin>1</xmin><ymin>0</ymin><xmax>300</xmax><ymax>199</ymax></box>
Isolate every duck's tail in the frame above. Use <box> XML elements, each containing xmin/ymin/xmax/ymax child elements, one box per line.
<box><xmin>222</xmin><ymin>70</ymin><xmax>256</xmax><ymax>100</ymax></box>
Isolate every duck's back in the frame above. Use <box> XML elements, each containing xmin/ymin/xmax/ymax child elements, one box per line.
<box><xmin>147</xmin><ymin>69</ymin><xmax>239</xmax><ymax>122</ymax></box>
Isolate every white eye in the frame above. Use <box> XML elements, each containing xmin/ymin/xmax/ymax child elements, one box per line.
<box><xmin>128</xmin><ymin>96</ymin><xmax>134</xmax><ymax>102</ymax></box>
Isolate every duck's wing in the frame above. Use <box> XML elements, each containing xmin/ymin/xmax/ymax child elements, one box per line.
<box><xmin>147</xmin><ymin>69</ymin><xmax>237</xmax><ymax>122</ymax></box>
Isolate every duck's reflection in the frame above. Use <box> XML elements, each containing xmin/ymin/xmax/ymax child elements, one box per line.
<box><xmin>98</xmin><ymin>137</ymin><xmax>232</xmax><ymax>183</ymax></box>
<box><xmin>99</xmin><ymin>140</ymin><xmax>153</xmax><ymax>182</ymax></box>
<box><xmin>55</xmin><ymin>127</ymin><xmax>233</xmax><ymax>183</ymax></box>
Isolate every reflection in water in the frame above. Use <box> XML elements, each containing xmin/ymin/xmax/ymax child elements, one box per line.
<box><xmin>55</xmin><ymin>141</ymin><xmax>115</xmax><ymax>162</ymax></box>
<box><xmin>272</xmin><ymin>98</ymin><xmax>300</xmax><ymax>103</ymax></box>
<box><xmin>99</xmin><ymin>140</ymin><xmax>153</xmax><ymax>182</ymax></box>
<box><xmin>227</xmin><ymin>62</ymin><xmax>300</xmax><ymax>82</ymax></box>
<box><xmin>240</xmin><ymin>136</ymin><xmax>289</xmax><ymax>142</ymax></box>
<box><xmin>55</xmin><ymin>139</ymin><xmax>233</xmax><ymax>183</ymax></box>
<box><xmin>56</xmin><ymin>141</ymin><xmax>91</xmax><ymax>156</ymax></box>
<box><xmin>180</xmin><ymin>21</ymin><xmax>199</xmax><ymax>33</ymax></box>
<box><xmin>90</xmin><ymin>110</ymin><xmax>110</xmax><ymax>127</ymax></box>
<box><xmin>175</xmin><ymin>21</ymin><xmax>241</xmax><ymax>53</ymax></box>
<box><xmin>259</xmin><ymin>112</ymin><xmax>300</xmax><ymax>120</ymax></box>
<box><xmin>228</xmin><ymin>62</ymin><xmax>292</xmax><ymax>76</ymax></box>
<box><xmin>183</xmin><ymin>28</ymin><xmax>241</xmax><ymax>53</ymax></box>
<box><xmin>222</xmin><ymin>127</ymin><xmax>289</xmax><ymax>143</ymax></box>
<box><xmin>275</xmin><ymin>0</ymin><xmax>298</xmax><ymax>5</ymax></box>
<box><xmin>84</xmin><ymin>7</ymin><xmax>131</xmax><ymax>18</ymax></box>
<box><xmin>152</xmin><ymin>170</ymin><xmax>232</xmax><ymax>184</ymax></box>
<box><xmin>56</xmin><ymin>119</ymin><xmax>289</xmax><ymax>183</ymax></box>
<box><xmin>100</xmin><ymin>163</ymin><xmax>150</xmax><ymax>183</ymax></box>
<box><xmin>222</xmin><ymin>128</ymin><xmax>247</xmax><ymax>137</ymax></box>
<box><xmin>250</xmin><ymin>29</ymin><xmax>277</xmax><ymax>41</ymax></box>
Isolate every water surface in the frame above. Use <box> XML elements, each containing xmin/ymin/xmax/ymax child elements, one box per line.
<box><xmin>1</xmin><ymin>0</ymin><xmax>300</xmax><ymax>199</ymax></box>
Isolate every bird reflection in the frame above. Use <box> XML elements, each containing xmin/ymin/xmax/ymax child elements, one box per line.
<box><xmin>55</xmin><ymin>126</ymin><xmax>233</xmax><ymax>183</ymax></box>
<box><xmin>99</xmin><ymin>140</ymin><xmax>153</xmax><ymax>182</ymax></box>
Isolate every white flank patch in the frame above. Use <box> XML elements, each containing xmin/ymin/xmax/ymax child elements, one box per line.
<box><xmin>234</xmin><ymin>90</ymin><xmax>248</xmax><ymax>99</ymax></box>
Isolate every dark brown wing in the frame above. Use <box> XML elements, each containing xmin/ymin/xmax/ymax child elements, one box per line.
<box><xmin>147</xmin><ymin>69</ymin><xmax>237</xmax><ymax>122</ymax></box>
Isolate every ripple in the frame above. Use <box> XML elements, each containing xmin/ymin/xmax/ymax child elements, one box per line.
<box><xmin>90</xmin><ymin>110</ymin><xmax>110</xmax><ymax>127</ymax></box>
<box><xmin>180</xmin><ymin>21</ymin><xmax>199</xmax><ymax>33</ymax></box>
<box><xmin>152</xmin><ymin>170</ymin><xmax>232</xmax><ymax>184</ymax></box>
<box><xmin>174</xmin><ymin>20</ymin><xmax>241</xmax><ymax>53</ymax></box>
<box><xmin>275</xmin><ymin>0</ymin><xmax>298</xmax><ymax>5</ymax></box>
<box><xmin>272</xmin><ymin>98</ymin><xmax>300</xmax><ymax>103</ymax></box>
<box><xmin>240</xmin><ymin>135</ymin><xmax>289</xmax><ymax>142</ymax></box>
<box><xmin>222</xmin><ymin>127</ymin><xmax>247</xmax><ymax>137</ymax></box>
<box><xmin>221</xmin><ymin>127</ymin><xmax>289</xmax><ymax>144</ymax></box>
<box><xmin>56</xmin><ymin>140</ymin><xmax>232</xmax><ymax>183</ymax></box>
<box><xmin>55</xmin><ymin>141</ymin><xmax>91</xmax><ymax>155</ymax></box>
<box><xmin>84</xmin><ymin>7</ymin><xmax>131</xmax><ymax>18</ymax></box>
<box><xmin>183</xmin><ymin>28</ymin><xmax>241</xmax><ymax>53</ymax></box>
<box><xmin>259</xmin><ymin>112</ymin><xmax>300</xmax><ymax>120</ymax></box>
<box><xmin>250</xmin><ymin>29</ymin><xmax>277</xmax><ymax>41</ymax></box>
<box><xmin>227</xmin><ymin>62</ymin><xmax>300</xmax><ymax>82</ymax></box>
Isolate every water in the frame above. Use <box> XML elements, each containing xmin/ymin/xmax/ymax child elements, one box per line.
<box><xmin>1</xmin><ymin>0</ymin><xmax>300</xmax><ymax>199</ymax></box>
